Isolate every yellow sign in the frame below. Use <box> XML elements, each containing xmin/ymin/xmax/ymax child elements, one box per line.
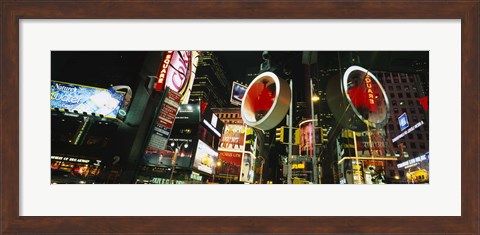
<box><xmin>292</xmin><ymin>163</ymin><xmax>305</xmax><ymax>169</ymax></box>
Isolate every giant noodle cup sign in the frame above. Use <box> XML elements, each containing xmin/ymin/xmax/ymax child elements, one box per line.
<box><xmin>327</xmin><ymin>66</ymin><xmax>389</xmax><ymax>131</ymax></box>
<box><xmin>241</xmin><ymin>72</ymin><xmax>291</xmax><ymax>130</ymax></box>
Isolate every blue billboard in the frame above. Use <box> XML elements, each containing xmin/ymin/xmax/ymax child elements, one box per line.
<box><xmin>398</xmin><ymin>113</ymin><xmax>409</xmax><ymax>131</ymax></box>
<box><xmin>50</xmin><ymin>81</ymin><xmax>125</xmax><ymax>120</ymax></box>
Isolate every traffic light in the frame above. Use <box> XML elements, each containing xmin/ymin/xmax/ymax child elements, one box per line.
<box><xmin>294</xmin><ymin>128</ymin><xmax>300</xmax><ymax>145</ymax></box>
<box><xmin>275</xmin><ymin>127</ymin><xmax>285</xmax><ymax>143</ymax></box>
<box><xmin>321</xmin><ymin>128</ymin><xmax>328</xmax><ymax>144</ymax></box>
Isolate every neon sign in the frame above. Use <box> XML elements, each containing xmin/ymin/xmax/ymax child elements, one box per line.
<box><xmin>364</xmin><ymin>74</ymin><xmax>375</xmax><ymax>106</ymax></box>
<box><xmin>154</xmin><ymin>51</ymin><xmax>174</xmax><ymax>91</ymax></box>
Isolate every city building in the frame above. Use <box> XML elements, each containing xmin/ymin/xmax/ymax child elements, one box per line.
<box><xmin>189</xmin><ymin>52</ymin><xmax>230</xmax><ymax>108</ymax></box>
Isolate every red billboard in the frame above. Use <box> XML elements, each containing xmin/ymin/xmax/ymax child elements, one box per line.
<box><xmin>217</xmin><ymin>151</ymin><xmax>242</xmax><ymax>177</ymax></box>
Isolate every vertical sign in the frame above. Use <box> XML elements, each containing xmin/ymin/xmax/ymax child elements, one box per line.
<box><xmin>146</xmin><ymin>88</ymin><xmax>182</xmax><ymax>152</ymax></box>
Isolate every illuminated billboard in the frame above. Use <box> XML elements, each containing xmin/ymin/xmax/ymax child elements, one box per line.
<box><xmin>239</xmin><ymin>152</ymin><xmax>255</xmax><ymax>183</ymax></box>
<box><xmin>354</xmin><ymin>129</ymin><xmax>388</xmax><ymax>158</ymax></box>
<box><xmin>144</xmin><ymin>138</ymin><xmax>193</xmax><ymax>168</ymax></box>
<box><xmin>154</xmin><ymin>51</ymin><xmax>200</xmax><ymax>104</ymax></box>
<box><xmin>50</xmin><ymin>81</ymin><xmax>125</xmax><ymax>119</ymax></box>
<box><xmin>230</xmin><ymin>82</ymin><xmax>247</xmax><ymax>106</ymax></box>
<box><xmin>241</xmin><ymin>72</ymin><xmax>291</xmax><ymax>130</ymax></box>
<box><xmin>218</xmin><ymin>124</ymin><xmax>246</xmax><ymax>152</ymax></box>
<box><xmin>299</xmin><ymin>122</ymin><xmax>321</xmax><ymax>157</ymax></box>
<box><xmin>192</xmin><ymin>140</ymin><xmax>218</xmax><ymax>174</ymax></box>
<box><xmin>217</xmin><ymin>151</ymin><xmax>242</xmax><ymax>177</ymax></box>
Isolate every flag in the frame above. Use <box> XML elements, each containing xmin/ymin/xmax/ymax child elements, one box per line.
<box><xmin>417</xmin><ymin>96</ymin><xmax>428</xmax><ymax>111</ymax></box>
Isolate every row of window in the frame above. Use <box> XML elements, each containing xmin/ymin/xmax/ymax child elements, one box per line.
<box><xmin>389</xmin><ymin>92</ymin><xmax>418</xmax><ymax>99</ymax></box>
<box><xmin>376</xmin><ymin>73</ymin><xmax>416</xmax><ymax>84</ymax></box>
<box><xmin>217</xmin><ymin>113</ymin><xmax>241</xmax><ymax>119</ymax></box>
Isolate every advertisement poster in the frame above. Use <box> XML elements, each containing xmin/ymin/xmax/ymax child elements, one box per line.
<box><xmin>175</xmin><ymin>104</ymin><xmax>201</xmax><ymax>124</ymax></box>
<box><xmin>299</xmin><ymin>122</ymin><xmax>321</xmax><ymax>156</ymax></box>
<box><xmin>230</xmin><ymin>82</ymin><xmax>247</xmax><ymax>106</ymax></box>
<box><xmin>218</xmin><ymin>124</ymin><xmax>245</xmax><ymax>152</ymax></box>
<box><xmin>144</xmin><ymin>138</ymin><xmax>193</xmax><ymax>168</ymax></box>
<box><xmin>145</xmin><ymin>88</ymin><xmax>182</xmax><ymax>153</ymax></box>
<box><xmin>354</xmin><ymin>129</ymin><xmax>387</xmax><ymax>157</ymax></box>
<box><xmin>239</xmin><ymin>152</ymin><xmax>255</xmax><ymax>183</ymax></box>
<box><xmin>50</xmin><ymin>81</ymin><xmax>125</xmax><ymax>119</ymax></box>
<box><xmin>192</xmin><ymin>140</ymin><xmax>218</xmax><ymax>174</ymax></box>
<box><xmin>217</xmin><ymin>151</ymin><xmax>242</xmax><ymax>177</ymax></box>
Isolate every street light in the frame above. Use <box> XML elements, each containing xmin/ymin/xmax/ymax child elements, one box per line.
<box><xmin>168</xmin><ymin>141</ymin><xmax>189</xmax><ymax>184</ymax></box>
<box><xmin>310</xmin><ymin>77</ymin><xmax>319</xmax><ymax>184</ymax></box>
<box><xmin>212</xmin><ymin>161</ymin><xmax>221</xmax><ymax>183</ymax></box>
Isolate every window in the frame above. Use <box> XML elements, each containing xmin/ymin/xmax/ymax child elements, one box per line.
<box><xmin>398</xmin><ymin>93</ymin><xmax>404</xmax><ymax>98</ymax></box>
<box><xmin>389</xmin><ymin>170</ymin><xmax>395</xmax><ymax>176</ymax></box>
<box><xmin>392</xmin><ymin>100</ymin><xmax>397</xmax><ymax>106</ymax></box>
<box><xmin>410</xmin><ymin>142</ymin><xmax>416</xmax><ymax>148</ymax></box>
<box><xmin>410</xmin><ymin>108</ymin><xmax>416</xmax><ymax>113</ymax></box>
<box><xmin>416</xmin><ymin>133</ymin><xmax>423</xmax><ymax>139</ymax></box>
<box><xmin>406</xmin><ymin>93</ymin><xmax>411</xmax><ymax>98</ymax></box>
<box><xmin>420</xmin><ymin>143</ymin><xmax>426</xmax><ymax>149</ymax></box>
<box><xmin>399</xmin><ymin>171</ymin><xmax>405</xmax><ymax>177</ymax></box>
<box><xmin>394</xmin><ymin>108</ymin><xmax>399</xmax><ymax>113</ymax></box>
<box><xmin>404</xmin><ymin>86</ymin><xmax>410</xmax><ymax>92</ymax></box>
<box><xmin>396</xmin><ymin>85</ymin><xmax>401</xmax><ymax>90</ymax></box>
<box><xmin>390</xmin><ymin>93</ymin><xmax>395</xmax><ymax>98</ymax></box>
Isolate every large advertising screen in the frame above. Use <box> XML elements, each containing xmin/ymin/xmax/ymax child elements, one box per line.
<box><xmin>217</xmin><ymin>151</ymin><xmax>242</xmax><ymax>177</ymax></box>
<box><xmin>50</xmin><ymin>81</ymin><xmax>125</xmax><ymax>119</ymax></box>
<box><xmin>192</xmin><ymin>140</ymin><xmax>218</xmax><ymax>174</ymax></box>
<box><xmin>144</xmin><ymin>138</ymin><xmax>193</xmax><ymax>168</ymax></box>
<box><xmin>230</xmin><ymin>82</ymin><xmax>247</xmax><ymax>106</ymax></box>
<box><xmin>354</xmin><ymin>129</ymin><xmax>388</xmax><ymax>158</ymax></box>
<box><xmin>175</xmin><ymin>104</ymin><xmax>201</xmax><ymax>124</ymax></box>
<box><xmin>218</xmin><ymin>124</ymin><xmax>246</xmax><ymax>152</ymax></box>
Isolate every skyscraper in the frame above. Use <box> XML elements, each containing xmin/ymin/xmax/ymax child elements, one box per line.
<box><xmin>189</xmin><ymin>52</ymin><xmax>229</xmax><ymax>108</ymax></box>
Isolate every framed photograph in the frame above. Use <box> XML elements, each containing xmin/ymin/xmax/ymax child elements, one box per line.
<box><xmin>1</xmin><ymin>1</ymin><xmax>478</xmax><ymax>234</ymax></box>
